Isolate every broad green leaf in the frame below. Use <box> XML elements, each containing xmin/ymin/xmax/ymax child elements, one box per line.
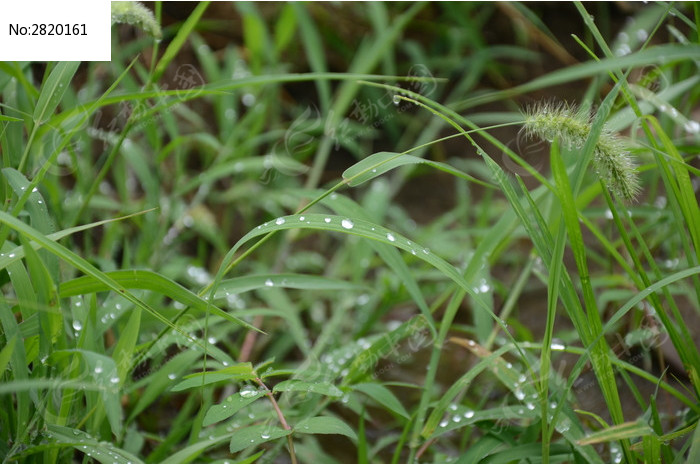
<box><xmin>41</xmin><ymin>424</ymin><xmax>144</xmax><ymax>464</ymax></box>
<box><xmin>229</xmin><ymin>425</ymin><xmax>291</xmax><ymax>454</ymax></box>
<box><xmin>294</xmin><ymin>416</ymin><xmax>357</xmax><ymax>441</ymax></box>
<box><xmin>33</xmin><ymin>62</ymin><xmax>80</xmax><ymax>124</ymax></box>
<box><xmin>203</xmin><ymin>388</ymin><xmax>266</xmax><ymax>426</ymax></box>
<box><xmin>273</xmin><ymin>379</ymin><xmax>343</xmax><ymax>397</ymax></box>
<box><xmin>160</xmin><ymin>435</ymin><xmax>234</xmax><ymax>464</ymax></box>
<box><xmin>172</xmin><ymin>363</ymin><xmax>255</xmax><ymax>391</ymax></box>
<box><xmin>352</xmin><ymin>383</ymin><xmax>409</xmax><ymax>419</ymax></box>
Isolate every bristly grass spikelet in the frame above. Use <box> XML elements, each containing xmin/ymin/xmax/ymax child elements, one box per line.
<box><xmin>523</xmin><ymin>101</ymin><xmax>640</xmax><ymax>202</ymax></box>
<box><xmin>111</xmin><ymin>1</ymin><xmax>163</xmax><ymax>40</ymax></box>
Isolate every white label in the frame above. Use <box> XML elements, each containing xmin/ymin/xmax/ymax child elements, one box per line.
<box><xmin>0</xmin><ymin>0</ymin><xmax>110</xmax><ymax>61</ymax></box>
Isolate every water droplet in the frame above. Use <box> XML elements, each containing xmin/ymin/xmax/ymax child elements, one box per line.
<box><xmin>110</xmin><ymin>376</ymin><xmax>119</xmax><ymax>384</ymax></box>
<box><xmin>518</xmin><ymin>374</ymin><xmax>527</xmax><ymax>383</ymax></box>
<box><xmin>449</xmin><ymin>404</ymin><xmax>458</xmax><ymax>411</ymax></box>
<box><xmin>299</xmin><ymin>216</ymin><xmax>305</xmax><ymax>221</ymax></box>
<box><xmin>240</xmin><ymin>385</ymin><xmax>258</xmax><ymax>398</ymax></box>
<box><xmin>555</xmin><ymin>418</ymin><xmax>571</xmax><ymax>433</ymax></box>
<box><xmin>526</xmin><ymin>402</ymin><xmax>536</xmax><ymax>410</ymax></box>
<box><xmin>242</xmin><ymin>93</ymin><xmax>256</xmax><ymax>107</ymax></box>
<box><xmin>550</xmin><ymin>341</ymin><xmax>566</xmax><ymax>351</ymax></box>
<box><xmin>8</xmin><ymin>253</ymin><xmax>15</xmax><ymax>258</ymax></box>
<box><xmin>452</xmin><ymin>415</ymin><xmax>461</xmax><ymax>423</ymax></box>
<box><xmin>225</xmin><ymin>108</ymin><xmax>236</xmax><ymax>120</ymax></box>
<box><xmin>615</xmin><ymin>43</ymin><xmax>631</xmax><ymax>56</ymax></box>
<box><xmin>94</xmin><ymin>365</ymin><xmax>103</xmax><ymax>374</ymax></box>
<box><xmin>207</xmin><ymin>336</ymin><xmax>217</xmax><ymax>344</ymax></box>
<box><xmin>324</xmin><ymin>217</ymin><xmax>331</xmax><ymax>223</ymax></box>
<box><xmin>341</xmin><ymin>219</ymin><xmax>354</xmax><ymax>229</ymax></box>
<box><xmin>464</xmin><ymin>410</ymin><xmax>474</xmax><ymax>419</ymax></box>
<box><xmin>392</xmin><ymin>95</ymin><xmax>401</xmax><ymax>105</ymax></box>
<box><xmin>684</xmin><ymin>120</ymin><xmax>700</xmax><ymax>134</ymax></box>
<box><xmin>439</xmin><ymin>419</ymin><xmax>449</xmax><ymax>427</ymax></box>
<box><xmin>261</xmin><ymin>432</ymin><xmax>270</xmax><ymax>439</ymax></box>
<box><xmin>514</xmin><ymin>388</ymin><xmax>525</xmax><ymax>401</ymax></box>
<box><xmin>275</xmin><ymin>217</ymin><xmax>286</xmax><ymax>225</ymax></box>
<box><xmin>386</xmin><ymin>233</ymin><xmax>396</xmax><ymax>242</ymax></box>
<box><xmin>72</xmin><ymin>320</ymin><xmax>83</xmax><ymax>331</ymax></box>
<box><xmin>265</xmin><ymin>279</ymin><xmax>274</xmax><ymax>287</ymax></box>
<box><xmin>168</xmin><ymin>373</ymin><xmax>176</xmax><ymax>380</ymax></box>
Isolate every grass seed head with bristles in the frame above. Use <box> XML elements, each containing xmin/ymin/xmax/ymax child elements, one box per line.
<box><xmin>522</xmin><ymin>101</ymin><xmax>640</xmax><ymax>202</ymax></box>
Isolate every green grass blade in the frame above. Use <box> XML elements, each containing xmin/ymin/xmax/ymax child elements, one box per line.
<box><xmin>32</xmin><ymin>62</ymin><xmax>80</xmax><ymax>124</ymax></box>
<box><xmin>577</xmin><ymin>421</ymin><xmax>655</xmax><ymax>446</ymax></box>
<box><xmin>59</xmin><ymin>269</ymin><xmax>256</xmax><ymax>331</ymax></box>
<box><xmin>151</xmin><ymin>2</ymin><xmax>209</xmax><ymax>84</ymax></box>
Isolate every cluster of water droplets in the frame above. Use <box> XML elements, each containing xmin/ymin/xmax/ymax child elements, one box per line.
<box><xmin>186</xmin><ymin>265</ymin><xmax>212</xmax><ymax>286</ymax></box>
<box><xmin>67</xmin><ymin>429</ymin><xmax>132</xmax><ymax>463</ymax></box>
<box><xmin>438</xmin><ymin>403</ymin><xmax>476</xmax><ymax>429</ymax></box>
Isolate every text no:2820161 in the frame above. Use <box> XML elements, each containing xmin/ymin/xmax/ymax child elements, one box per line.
<box><xmin>9</xmin><ymin>24</ymin><xmax>87</xmax><ymax>36</ymax></box>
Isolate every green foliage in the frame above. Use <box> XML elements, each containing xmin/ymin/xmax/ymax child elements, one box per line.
<box><xmin>1</xmin><ymin>2</ymin><xmax>699</xmax><ymax>463</ymax></box>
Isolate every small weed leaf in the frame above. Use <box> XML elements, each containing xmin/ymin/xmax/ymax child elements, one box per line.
<box><xmin>523</xmin><ymin>101</ymin><xmax>640</xmax><ymax>201</ymax></box>
<box><xmin>294</xmin><ymin>416</ymin><xmax>358</xmax><ymax>441</ymax></box>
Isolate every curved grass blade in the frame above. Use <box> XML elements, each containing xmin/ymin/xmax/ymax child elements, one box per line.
<box><xmin>214</xmin><ymin>273</ymin><xmax>365</xmax><ymax>297</ymax></box>
<box><xmin>342</xmin><ymin>151</ymin><xmax>494</xmax><ymax>188</ymax></box>
<box><xmin>59</xmin><ymin>269</ymin><xmax>256</xmax><ymax>330</ymax></box>
<box><xmin>577</xmin><ymin>421</ymin><xmax>655</xmax><ymax>446</ymax></box>
<box><xmin>210</xmin><ymin>214</ymin><xmax>508</xmax><ymax>340</ymax></box>
<box><xmin>0</xmin><ymin>209</ymin><xmax>154</xmax><ymax>271</ymax></box>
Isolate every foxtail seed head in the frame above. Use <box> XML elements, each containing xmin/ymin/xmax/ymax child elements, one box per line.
<box><xmin>522</xmin><ymin>102</ymin><xmax>640</xmax><ymax>202</ymax></box>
